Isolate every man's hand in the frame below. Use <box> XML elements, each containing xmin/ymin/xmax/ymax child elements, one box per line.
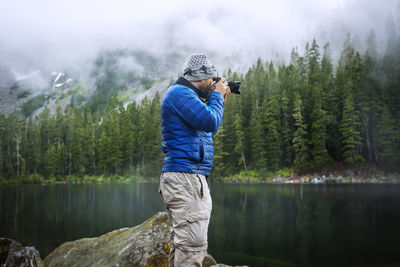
<box><xmin>214</xmin><ymin>77</ymin><xmax>231</xmax><ymax>101</ymax></box>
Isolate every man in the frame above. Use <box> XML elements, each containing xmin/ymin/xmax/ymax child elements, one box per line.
<box><xmin>159</xmin><ymin>53</ymin><xmax>230</xmax><ymax>266</ymax></box>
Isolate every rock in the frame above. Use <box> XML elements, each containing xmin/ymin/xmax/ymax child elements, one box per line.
<box><xmin>44</xmin><ymin>212</ymin><xmax>231</xmax><ymax>267</ymax></box>
<box><xmin>0</xmin><ymin>238</ymin><xmax>44</xmax><ymax>267</ymax></box>
<box><xmin>311</xmin><ymin>178</ymin><xmax>319</xmax><ymax>184</ymax></box>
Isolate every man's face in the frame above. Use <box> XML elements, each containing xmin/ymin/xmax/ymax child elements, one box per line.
<box><xmin>197</xmin><ymin>78</ymin><xmax>214</xmax><ymax>92</ymax></box>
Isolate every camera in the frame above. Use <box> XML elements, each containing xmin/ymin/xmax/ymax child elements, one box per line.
<box><xmin>212</xmin><ymin>77</ymin><xmax>241</xmax><ymax>94</ymax></box>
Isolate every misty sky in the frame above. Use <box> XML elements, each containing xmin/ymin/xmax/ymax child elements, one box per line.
<box><xmin>0</xmin><ymin>0</ymin><xmax>399</xmax><ymax>75</ymax></box>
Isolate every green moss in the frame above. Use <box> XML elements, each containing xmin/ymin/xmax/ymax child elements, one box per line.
<box><xmin>165</xmin><ymin>242</ymin><xmax>171</xmax><ymax>254</ymax></box>
<box><xmin>144</xmin><ymin>254</ymin><xmax>168</xmax><ymax>267</ymax></box>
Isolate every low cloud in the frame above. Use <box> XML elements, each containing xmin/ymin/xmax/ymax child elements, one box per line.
<box><xmin>0</xmin><ymin>0</ymin><xmax>398</xmax><ymax>79</ymax></box>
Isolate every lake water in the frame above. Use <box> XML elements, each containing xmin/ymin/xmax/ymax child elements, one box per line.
<box><xmin>1</xmin><ymin>183</ymin><xmax>400</xmax><ymax>267</ymax></box>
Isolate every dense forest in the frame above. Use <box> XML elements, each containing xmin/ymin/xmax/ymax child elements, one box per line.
<box><xmin>1</xmin><ymin>33</ymin><xmax>399</xmax><ymax>182</ymax></box>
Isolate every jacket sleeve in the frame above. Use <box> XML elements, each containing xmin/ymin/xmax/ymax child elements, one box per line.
<box><xmin>169</xmin><ymin>88</ymin><xmax>224</xmax><ymax>133</ymax></box>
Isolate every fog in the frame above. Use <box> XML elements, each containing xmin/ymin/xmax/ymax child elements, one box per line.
<box><xmin>0</xmin><ymin>0</ymin><xmax>399</xmax><ymax>78</ymax></box>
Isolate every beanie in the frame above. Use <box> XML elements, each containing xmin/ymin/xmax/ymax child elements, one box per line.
<box><xmin>183</xmin><ymin>54</ymin><xmax>217</xmax><ymax>81</ymax></box>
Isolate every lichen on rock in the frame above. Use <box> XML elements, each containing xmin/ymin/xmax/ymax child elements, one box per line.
<box><xmin>43</xmin><ymin>211</ymin><xmax>222</xmax><ymax>267</ymax></box>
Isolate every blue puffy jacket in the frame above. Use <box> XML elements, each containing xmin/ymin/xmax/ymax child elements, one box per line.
<box><xmin>161</xmin><ymin>77</ymin><xmax>224</xmax><ymax>176</ymax></box>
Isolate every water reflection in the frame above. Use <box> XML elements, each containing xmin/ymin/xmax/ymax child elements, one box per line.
<box><xmin>0</xmin><ymin>183</ymin><xmax>165</xmax><ymax>258</ymax></box>
<box><xmin>208</xmin><ymin>184</ymin><xmax>400</xmax><ymax>267</ymax></box>
<box><xmin>1</xmin><ymin>183</ymin><xmax>400</xmax><ymax>267</ymax></box>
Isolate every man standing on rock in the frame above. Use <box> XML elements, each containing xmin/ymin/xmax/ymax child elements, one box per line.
<box><xmin>159</xmin><ymin>54</ymin><xmax>230</xmax><ymax>266</ymax></box>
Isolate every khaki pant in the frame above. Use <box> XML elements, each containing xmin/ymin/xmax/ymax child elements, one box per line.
<box><xmin>159</xmin><ymin>172</ymin><xmax>212</xmax><ymax>267</ymax></box>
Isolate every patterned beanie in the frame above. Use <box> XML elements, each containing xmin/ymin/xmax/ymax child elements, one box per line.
<box><xmin>183</xmin><ymin>54</ymin><xmax>217</xmax><ymax>81</ymax></box>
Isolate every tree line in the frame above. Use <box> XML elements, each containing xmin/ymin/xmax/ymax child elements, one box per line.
<box><xmin>1</xmin><ymin>33</ymin><xmax>399</xmax><ymax>181</ymax></box>
<box><xmin>0</xmin><ymin>94</ymin><xmax>162</xmax><ymax>181</ymax></box>
<box><xmin>216</xmin><ymin>34</ymin><xmax>400</xmax><ymax>177</ymax></box>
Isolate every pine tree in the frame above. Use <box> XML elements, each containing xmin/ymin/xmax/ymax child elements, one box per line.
<box><xmin>253</xmin><ymin>59</ymin><xmax>268</xmax><ymax>101</ymax></box>
<box><xmin>264</xmin><ymin>96</ymin><xmax>281</xmax><ymax>171</ymax></box>
<box><xmin>64</xmin><ymin>106</ymin><xmax>74</xmax><ymax>175</ymax></box>
<box><xmin>38</xmin><ymin>106</ymin><xmax>52</xmax><ymax>177</ymax></box>
<box><xmin>239</xmin><ymin>70</ymin><xmax>256</xmax><ymax>167</ymax></box>
<box><xmin>233</xmin><ymin>113</ymin><xmax>247</xmax><ymax>174</ymax></box>
<box><xmin>148</xmin><ymin>93</ymin><xmax>163</xmax><ymax>176</ymax></box>
<box><xmin>308</xmin><ymin>39</ymin><xmax>321</xmax><ymax>86</ymax></box>
<box><xmin>53</xmin><ymin>106</ymin><xmax>65</xmax><ymax>176</ymax></box>
<box><xmin>376</xmin><ymin>106</ymin><xmax>400</xmax><ymax>171</ymax></box>
<box><xmin>310</xmin><ymin>95</ymin><xmax>332</xmax><ymax>165</ymax></box>
<box><xmin>98</xmin><ymin>108</ymin><xmax>123</xmax><ymax>175</ymax></box>
<box><xmin>321</xmin><ymin>43</ymin><xmax>334</xmax><ymax>107</ymax></box>
<box><xmin>278</xmin><ymin>67</ymin><xmax>293</xmax><ymax>166</ymax></box>
<box><xmin>98</xmin><ymin>122</ymin><xmax>108</xmax><ymax>174</ymax></box>
<box><xmin>110</xmin><ymin>111</ymin><xmax>123</xmax><ymax>174</ymax></box>
<box><xmin>12</xmin><ymin>116</ymin><xmax>25</xmax><ymax>179</ymax></box>
<box><xmin>304</xmin><ymin>39</ymin><xmax>332</xmax><ymax>166</ymax></box>
<box><xmin>381</xmin><ymin>34</ymin><xmax>400</xmax><ymax>121</ymax></box>
<box><xmin>220</xmin><ymin>84</ymin><xmax>241</xmax><ymax>175</ymax></box>
<box><xmin>339</xmin><ymin>93</ymin><xmax>363</xmax><ymax>164</ymax></box>
<box><xmin>249</xmin><ymin>101</ymin><xmax>266</xmax><ymax>172</ymax></box>
<box><xmin>0</xmin><ymin>114</ymin><xmax>4</xmax><ymax>176</ymax></box>
<box><xmin>323</xmin><ymin>43</ymin><xmax>342</xmax><ymax>160</ymax></box>
<box><xmin>120</xmin><ymin>102</ymin><xmax>138</xmax><ymax>175</ymax></box>
<box><xmin>361</xmin><ymin>43</ymin><xmax>380</xmax><ymax>162</ymax></box>
<box><xmin>84</xmin><ymin>110</ymin><xmax>98</xmax><ymax>174</ymax></box>
<box><xmin>48</xmin><ymin>143</ymin><xmax>59</xmax><ymax>177</ymax></box>
<box><xmin>292</xmin><ymin>93</ymin><xmax>310</xmax><ymax>171</ymax></box>
<box><xmin>213</xmin><ymin>123</ymin><xmax>228</xmax><ymax>177</ymax></box>
<box><xmin>137</xmin><ymin>96</ymin><xmax>162</xmax><ymax>177</ymax></box>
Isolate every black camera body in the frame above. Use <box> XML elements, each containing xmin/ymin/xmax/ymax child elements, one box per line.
<box><xmin>212</xmin><ymin>77</ymin><xmax>241</xmax><ymax>94</ymax></box>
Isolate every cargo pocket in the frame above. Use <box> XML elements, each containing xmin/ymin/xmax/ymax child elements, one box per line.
<box><xmin>185</xmin><ymin>209</ymin><xmax>210</xmax><ymax>247</ymax></box>
<box><xmin>171</xmin><ymin>210</ymin><xmax>188</xmax><ymax>246</ymax></box>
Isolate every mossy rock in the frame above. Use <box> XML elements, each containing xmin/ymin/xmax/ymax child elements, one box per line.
<box><xmin>44</xmin><ymin>212</ymin><xmax>222</xmax><ymax>267</ymax></box>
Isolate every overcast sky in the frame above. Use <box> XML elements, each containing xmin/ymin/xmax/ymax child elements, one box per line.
<box><xmin>0</xmin><ymin>0</ymin><xmax>399</xmax><ymax>75</ymax></box>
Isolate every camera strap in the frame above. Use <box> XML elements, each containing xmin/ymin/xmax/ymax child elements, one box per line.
<box><xmin>175</xmin><ymin>77</ymin><xmax>210</xmax><ymax>102</ymax></box>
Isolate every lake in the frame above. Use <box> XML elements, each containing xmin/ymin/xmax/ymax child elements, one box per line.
<box><xmin>1</xmin><ymin>183</ymin><xmax>399</xmax><ymax>267</ymax></box>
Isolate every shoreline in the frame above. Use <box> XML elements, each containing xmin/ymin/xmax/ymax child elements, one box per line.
<box><xmin>1</xmin><ymin>168</ymin><xmax>399</xmax><ymax>185</ymax></box>
<box><xmin>215</xmin><ymin>177</ymin><xmax>400</xmax><ymax>184</ymax></box>
<box><xmin>213</xmin><ymin>172</ymin><xmax>400</xmax><ymax>184</ymax></box>
<box><xmin>1</xmin><ymin>177</ymin><xmax>399</xmax><ymax>185</ymax></box>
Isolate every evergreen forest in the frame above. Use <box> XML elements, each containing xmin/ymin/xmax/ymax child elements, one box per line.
<box><xmin>1</xmin><ymin>34</ymin><xmax>400</xmax><ymax>183</ymax></box>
